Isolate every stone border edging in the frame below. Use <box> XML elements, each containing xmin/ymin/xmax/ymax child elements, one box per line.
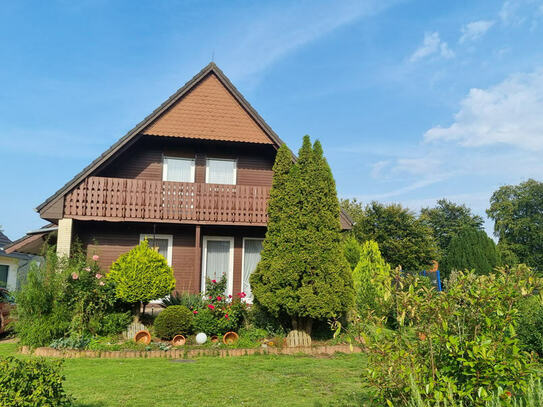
<box><xmin>20</xmin><ymin>344</ymin><xmax>361</xmax><ymax>359</ymax></box>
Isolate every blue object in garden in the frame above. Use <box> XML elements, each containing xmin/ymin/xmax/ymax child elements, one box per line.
<box><xmin>421</xmin><ymin>269</ymin><xmax>442</xmax><ymax>292</ymax></box>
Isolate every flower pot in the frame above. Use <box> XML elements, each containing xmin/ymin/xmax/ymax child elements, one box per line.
<box><xmin>211</xmin><ymin>335</ymin><xmax>218</xmax><ymax>343</ymax></box>
<box><xmin>134</xmin><ymin>330</ymin><xmax>151</xmax><ymax>345</ymax></box>
<box><xmin>223</xmin><ymin>331</ymin><xmax>239</xmax><ymax>345</ymax></box>
<box><xmin>171</xmin><ymin>335</ymin><xmax>186</xmax><ymax>346</ymax></box>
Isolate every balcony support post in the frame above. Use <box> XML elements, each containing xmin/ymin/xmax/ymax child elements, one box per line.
<box><xmin>194</xmin><ymin>225</ymin><xmax>201</xmax><ymax>292</ymax></box>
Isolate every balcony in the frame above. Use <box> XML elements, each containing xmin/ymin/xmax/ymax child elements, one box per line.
<box><xmin>64</xmin><ymin>176</ymin><xmax>270</xmax><ymax>226</ymax></box>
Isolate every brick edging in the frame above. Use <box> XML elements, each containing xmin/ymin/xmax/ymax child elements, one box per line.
<box><xmin>19</xmin><ymin>344</ymin><xmax>361</xmax><ymax>359</ymax></box>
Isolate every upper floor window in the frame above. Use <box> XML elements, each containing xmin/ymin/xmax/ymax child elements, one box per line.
<box><xmin>206</xmin><ymin>158</ymin><xmax>237</xmax><ymax>185</ymax></box>
<box><xmin>163</xmin><ymin>157</ymin><xmax>195</xmax><ymax>183</ymax></box>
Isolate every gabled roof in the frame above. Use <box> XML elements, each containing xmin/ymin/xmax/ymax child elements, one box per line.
<box><xmin>36</xmin><ymin>62</ymin><xmax>284</xmax><ymax>213</ymax></box>
<box><xmin>0</xmin><ymin>231</ymin><xmax>11</xmax><ymax>250</ymax></box>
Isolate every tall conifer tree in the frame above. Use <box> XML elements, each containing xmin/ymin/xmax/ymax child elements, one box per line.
<box><xmin>251</xmin><ymin>137</ymin><xmax>353</xmax><ymax>336</ymax></box>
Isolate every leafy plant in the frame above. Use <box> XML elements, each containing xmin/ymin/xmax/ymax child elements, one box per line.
<box><xmin>361</xmin><ymin>265</ymin><xmax>541</xmax><ymax>405</ymax></box>
<box><xmin>160</xmin><ymin>291</ymin><xmax>204</xmax><ymax>310</ymax></box>
<box><xmin>50</xmin><ymin>335</ymin><xmax>91</xmax><ymax>350</ymax></box>
<box><xmin>97</xmin><ymin>311</ymin><xmax>132</xmax><ymax>336</ymax></box>
<box><xmin>343</xmin><ymin>234</ymin><xmax>362</xmax><ymax>270</ymax></box>
<box><xmin>153</xmin><ymin>305</ymin><xmax>193</xmax><ymax>340</ymax></box>
<box><xmin>517</xmin><ymin>295</ymin><xmax>543</xmax><ymax>356</ymax></box>
<box><xmin>0</xmin><ymin>356</ymin><xmax>72</xmax><ymax>406</ymax></box>
<box><xmin>352</xmin><ymin>240</ymin><xmax>391</xmax><ymax>318</ymax></box>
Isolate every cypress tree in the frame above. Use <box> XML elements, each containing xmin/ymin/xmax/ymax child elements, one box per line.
<box><xmin>441</xmin><ymin>227</ymin><xmax>500</xmax><ymax>279</ymax></box>
<box><xmin>251</xmin><ymin>136</ymin><xmax>353</xmax><ymax>337</ymax></box>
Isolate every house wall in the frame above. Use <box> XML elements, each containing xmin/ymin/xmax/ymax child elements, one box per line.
<box><xmin>74</xmin><ymin>220</ymin><xmax>266</xmax><ymax>294</ymax></box>
<box><xmin>98</xmin><ymin>136</ymin><xmax>276</xmax><ymax>187</ymax></box>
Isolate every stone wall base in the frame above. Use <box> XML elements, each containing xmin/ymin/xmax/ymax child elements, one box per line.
<box><xmin>20</xmin><ymin>344</ymin><xmax>361</xmax><ymax>359</ymax></box>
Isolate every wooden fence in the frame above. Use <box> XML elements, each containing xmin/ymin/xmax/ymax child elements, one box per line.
<box><xmin>64</xmin><ymin>176</ymin><xmax>270</xmax><ymax>225</ymax></box>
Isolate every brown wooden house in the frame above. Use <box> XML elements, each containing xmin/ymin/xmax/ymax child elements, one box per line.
<box><xmin>7</xmin><ymin>63</ymin><xmax>351</xmax><ymax>299</ymax></box>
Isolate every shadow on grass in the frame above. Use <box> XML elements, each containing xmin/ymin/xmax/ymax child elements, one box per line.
<box><xmin>74</xmin><ymin>402</ymin><xmax>106</xmax><ymax>407</ymax></box>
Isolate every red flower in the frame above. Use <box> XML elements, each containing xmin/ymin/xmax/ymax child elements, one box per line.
<box><xmin>228</xmin><ymin>294</ymin><xmax>232</xmax><ymax>299</ymax></box>
<box><xmin>224</xmin><ymin>314</ymin><xmax>229</xmax><ymax>319</ymax></box>
<box><xmin>208</xmin><ymin>304</ymin><xmax>215</xmax><ymax>310</ymax></box>
<box><xmin>217</xmin><ymin>296</ymin><xmax>222</xmax><ymax>301</ymax></box>
<box><xmin>505</xmin><ymin>391</ymin><xmax>512</xmax><ymax>398</ymax></box>
<box><xmin>212</xmin><ymin>279</ymin><xmax>217</xmax><ymax>283</ymax></box>
<box><xmin>209</xmin><ymin>295</ymin><xmax>212</xmax><ymax>300</ymax></box>
<box><xmin>237</xmin><ymin>292</ymin><xmax>247</xmax><ymax>298</ymax></box>
<box><xmin>193</xmin><ymin>310</ymin><xmax>198</xmax><ymax>314</ymax></box>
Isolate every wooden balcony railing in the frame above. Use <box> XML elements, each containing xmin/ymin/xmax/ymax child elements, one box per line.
<box><xmin>64</xmin><ymin>176</ymin><xmax>270</xmax><ymax>225</ymax></box>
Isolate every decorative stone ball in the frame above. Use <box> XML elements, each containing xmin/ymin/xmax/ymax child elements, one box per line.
<box><xmin>195</xmin><ymin>332</ymin><xmax>207</xmax><ymax>345</ymax></box>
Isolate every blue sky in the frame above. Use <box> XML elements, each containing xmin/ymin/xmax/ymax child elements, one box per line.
<box><xmin>1</xmin><ymin>0</ymin><xmax>543</xmax><ymax>239</ymax></box>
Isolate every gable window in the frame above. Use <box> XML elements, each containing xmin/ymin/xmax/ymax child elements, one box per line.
<box><xmin>241</xmin><ymin>238</ymin><xmax>263</xmax><ymax>303</ymax></box>
<box><xmin>163</xmin><ymin>157</ymin><xmax>195</xmax><ymax>183</ymax></box>
<box><xmin>140</xmin><ymin>234</ymin><xmax>173</xmax><ymax>266</ymax></box>
<box><xmin>206</xmin><ymin>158</ymin><xmax>236</xmax><ymax>185</ymax></box>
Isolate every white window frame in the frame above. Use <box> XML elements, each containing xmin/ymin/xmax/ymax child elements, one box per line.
<box><xmin>139</xmin><ymin>234</ymin><xmax>173</xmax><ymax>266</ymax></box>
<box><xmin>201</xmin><ymin>236</ymin><xmax>235</xmax><ymax>296</ymax></box>
<box><xmin>205</xmin><ymin>158</ymin><xmax>237</xmax><ymax>185</ymax></box>
<box><xmin>0</xmin><ymin>259</ymin><xmax>17</xmax><ymax>292</ymax></box>
<box><xmin>162</xmin><ymin>156</ymin><xmax>195</xmax><ymax>183</ymax></box>
<box><xmin>241</xmin><ymin>237</ymin><xmax>264</xmax><ymax>304</ymax></box>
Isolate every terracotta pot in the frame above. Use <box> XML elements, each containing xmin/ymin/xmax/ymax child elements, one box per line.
<box><xmin>134</xmin><ymin>330</ymin><xmax>151</xmax><ymax>345</ymax></box>
<box><xmin>211</xmin><ymin>335</ymin><xmax>218</xmax><ymax>343</ymax></box>
<box><xmin>222</xmin><ymin>331</ymin><xmax>239</xmax><ymax>345</ymax></box>
<box><xmin>171</xmin><ymin>335</ymin><xmax>186</xmax><ymax>346</ymax></box>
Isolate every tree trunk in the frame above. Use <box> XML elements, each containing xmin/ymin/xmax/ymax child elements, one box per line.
<box><xmin>286</xmin><ymin>317</ymin><xmax>313</xmax><ymax>347</ymax></box>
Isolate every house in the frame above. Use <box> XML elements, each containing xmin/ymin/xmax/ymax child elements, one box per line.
<box><xmin>5</xmin><ymin>63</ymin><xmax>351</xmax><ymax>300</ymax></box>
<box><xmin>0</xmin><ymin>230</ymin><xmax>37</xmax><ymax>291</ymax></box>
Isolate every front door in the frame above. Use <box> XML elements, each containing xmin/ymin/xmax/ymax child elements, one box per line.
<box><xmin>201</xmin><ymin>236</ymin><xmax>234</xmax><ymax>296</ymax></box>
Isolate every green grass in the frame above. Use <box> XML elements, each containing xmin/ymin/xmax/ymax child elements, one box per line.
<box><xmin>0</xmin><ymin>342</ymin><xmax>371</xmax><ymax>407</ymax></box>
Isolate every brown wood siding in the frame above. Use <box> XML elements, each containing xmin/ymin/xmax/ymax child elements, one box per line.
<box><xmin>98</xmin><ymin>136</ymin><xmax>275</xmax><ymax>187</ymax></box>
<box><xmin>74</xmin><ymin>220</ymin><xmax>265</xmax><ymax>294</ymax></box>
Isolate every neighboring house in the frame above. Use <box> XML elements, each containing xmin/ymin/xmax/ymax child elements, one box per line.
<box><xmin>0</xmin><ymin>230</ymin><xmax>37</xmax><ymax>291</ymax></box>
<box><xmin>6</xmin><ymin>63</ymin><xmax>351</xmax><ymax>300</ymax></box>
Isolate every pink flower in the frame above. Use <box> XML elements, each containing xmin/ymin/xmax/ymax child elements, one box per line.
<box><xmin>224</xmin><ymin>314</ymin><xmax>229</xmax><ymax>319</ymax></box>
<box><xmin>237</xmin><ymin>292</ymin><xmax>247</xmax><ymax>298</ymax></box>
<box><xmin>99</xmin><ymin>281</ymin><xmax>105</xmax><ymax>286</ymax></box>
<box><xmin>212</xmin><ymin>279</ymin><xmax>217</xmax><ymax>283</ymax></box>
<box><xmin>193</xmin><ymin>310</ymin><xmax>198</xmax><ymax>314</ymax></box>
<box><xmin>92</xmin><ymin>255</ymin><xmax>99</xmax><ymax>261</ymax></box>
<box><xmin>208</xmin><ymin>295</ymin><xmax>213</xmax><ymax>300</ymax></box>
<box><xmin>71</xmin><ymin>272</ymin><xmax>79</xmax><ymax>280</ymax></box>
<box><xmin>208</xmin><ymin>304</ymin><xmax>215</xmax><ymax>310</ymax></box>
<box><xmin>84</xmin><ymin>267</ymin><xmax>91</xmax><ymax>272</ymax></box>
<box><xmin>217</xmin><ymin>296</ymin><xmax>222</xmax><ymax>301</ymax></box>
<box><xmin>95</xmin><ymin>273</ymin><xmax>103</xmax><ymax>279</ymax></box>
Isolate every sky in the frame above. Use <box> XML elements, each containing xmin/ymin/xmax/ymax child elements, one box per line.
<box><xmin>1</xmin><ymin>0</ymin><xmax>543</xmax><ymax>239</ymax></box>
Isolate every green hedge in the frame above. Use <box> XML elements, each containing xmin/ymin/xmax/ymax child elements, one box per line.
<box><xmin>0</xmin><ymin>356</ymin><xmax>72</xmax><ymax>406</ymax></box>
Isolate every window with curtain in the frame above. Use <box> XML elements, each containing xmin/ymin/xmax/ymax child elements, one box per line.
<box><xmin>204</xmin><ymin>240</ymin><xmax>231</xmax><ymax>291</ymax></box>
<box><xmin>140</xmin><ymin>235</ymin><xmax>172</xmax><ymax>265</ymax></box>
<box><xmin>242</xmin><ymin>239</ymin><xmax>263</xmax><ymax>302</ymax></box>
<box><xmin>0</xmin><ymin>265</ymin><xmax>8</xmax><ymax>289</ymax></box>
<box><xmin>163</xmin><ymin>157</ymin><xmax>195</xmax><ymax>183</ymax></box>
<box><xmin>206</xmin><ymin>159</ymin><xmax>236</xmax><ymax>185</ymax></box>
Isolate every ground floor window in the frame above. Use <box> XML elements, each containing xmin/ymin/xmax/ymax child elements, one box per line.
<box><xmin>201</xmin><ymin>236</ymin><xmax>234</xmax><ymax>296</ymax></box>
<box><xmin>242</xmin><ymin>238</ymin><xmax>264</xmax><ymax>303</ymax></box>
<box><xmin>0</xmin><ymin>264</ymin><xmax>8</xmax><ymax>288</ymax></box>
<box><xmin>139</xmin><ymin>234</ymin><xmax>173</xmax><ymax>265</ymax></box>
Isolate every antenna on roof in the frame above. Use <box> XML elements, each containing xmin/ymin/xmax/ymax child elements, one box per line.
<box><xmin>211</xmin><ymin>50</ymin><xmax>215</xmax><ymax>62</ymax></box>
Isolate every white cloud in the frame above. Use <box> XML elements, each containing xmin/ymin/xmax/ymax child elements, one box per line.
<box><xmin>500</xmin><ymin>0</ymin><xmax>543</xmax><ymax>25</ymax></box>
<box><xmin>424</xmin><ymin>69</ymin><xmax>543</xmax><ymax>150</ymax></box>
<box><xmin>459</xmin><ymin>20</ymin><xmax>495</xmax><ymax>43</ymax></box>
<box><xmin>409</xmin><ymin>32</ymin><xmax>455</xmax><ymax>62</ymax></box>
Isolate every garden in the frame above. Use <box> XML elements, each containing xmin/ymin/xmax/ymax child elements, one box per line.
<box><xmin>2</xmin><ymin>137</ymin><xmax>543</xmax><ymax>406</ymax></box>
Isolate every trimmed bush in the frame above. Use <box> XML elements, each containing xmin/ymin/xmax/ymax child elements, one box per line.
<box><xmin>108</xmin><ymin>240</ymin><xmax>176</xmax><ymax>309</ymax></box>
<box><xmin>518</xmin><ymin>296</ymin><xmax>543</xmax><ymax>356</ymax></box>
<box><xmin>0</xmin><ymin>357</ymin><xmax>71</xmax><ymax>406</ymax></box>
<box><xmin>154</xmin><ymin>305</ymin><xmax>193</xmax><ymax>340</ymax></box>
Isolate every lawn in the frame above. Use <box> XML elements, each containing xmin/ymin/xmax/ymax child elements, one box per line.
<box><xmin>0</xmin><ymin>342</ymin><xmax>372</xmax><ymax>407</ymax></box>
